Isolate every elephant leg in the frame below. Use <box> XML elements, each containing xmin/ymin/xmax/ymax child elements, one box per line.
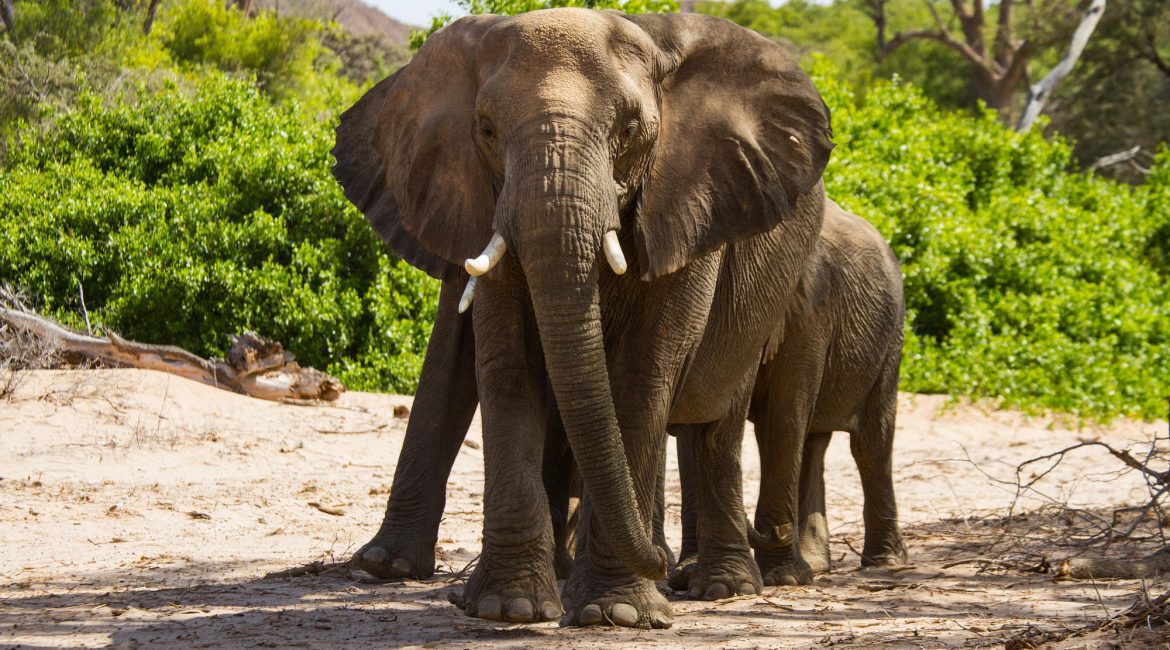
<box><xmin>543</xmin><ymin>398</ymin><xmax>576</xmax><ymax>580</ymax></box>
<box><xmin>754</xmin><ymin>347</ymin><xmax>825</xmax><ymax>587</ymax></box>
<box><xmin>797</xmin><ymin>431</ymin><xmax>832</xmax><ymax>575</ymax></box>
<box><xmin>653</xmin><ymin>442</ymin><xmax>677</xmax><ymax>570</ymax></box>
<box><xmin>684</xmin><ymin>376</ymin><xmax>762</xmax><ymax>600</ymax></box>
<box><xmin>852</xmin><ymin>358</ymin><xmax>907</xmax><ymax>567</ymax></box>
<box><xmin>666</xmin><ymin>424</ymin><xmax>701</xmax><ymax>592</ymax></box>
<box><xmin>353</xmin><ymin>278</ymin><xmax>478</xmax><ymax>579</ymax></box>
<box><xmin>561</xmin><ymin>413</ymin><xmax>672</xmax><ymax>628</ymax></box>
<box><xmin>459</xmin><ymin>268</ymin><xmax>561</xmax><ymax>623</ymax></box>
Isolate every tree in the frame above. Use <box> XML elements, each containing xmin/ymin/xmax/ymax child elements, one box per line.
<box><xmin>143</xmin><ymin>0</ymin><xmax>162</xmax><ymax>34</ymax></box>
<box><xmin>876</xmin><ymin>0</ymin><xmax>1106</xmax><ymax>126</ymax></box>
<box><xmin>1</xmin><ymin>0</ymin><xmax>14</xmax><ymax>33</ymax></box>
<box><xmin>1044</xmin><ymin>0</ymin><xmax>1170</xmax><ymax>181</ymax></box>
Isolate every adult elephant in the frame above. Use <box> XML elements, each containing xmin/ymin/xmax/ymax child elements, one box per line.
<box><xmin>332</xmin><ymin>9</ymin><xmax>832</xmax><ymax>628</ymax></box>
<box><xmin>670</xmin><ymin>201</ymin><xmax>908</xmax><ymax>592</ymax></box>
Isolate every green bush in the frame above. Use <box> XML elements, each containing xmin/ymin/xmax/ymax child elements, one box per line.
<box><xmin>3</xmin><ymin>4</ymin><xmax>1168</xmax><ymax>419</ymax></box>
<box><xmin>0</xmin><ymin>74</ymin><xmax>438</xmax><ymax>394</ymax></box>
<box><xmin>813</xmin><ymin>61</ymin><xmax>1170</xmax><ymax>419</ymax></box>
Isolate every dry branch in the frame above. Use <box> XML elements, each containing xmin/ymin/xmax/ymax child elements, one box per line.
<box><xmin>1017</xmin><ymin>0</ymin><xmax>1107</xmax><ymax>131</ymax></box>
<box><xmin>0</xmin><ymin>307</ymin><xmax>343</xmax><ymax>402</ymax></box>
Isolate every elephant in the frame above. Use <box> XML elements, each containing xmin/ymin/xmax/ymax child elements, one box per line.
<box><xmin>332</xmin><ymin>8</ymin><xmax>833</xmax><ymax>629</ymax></box>
<box><xmin>669</xmin><ymin>199</ymin><xmax>907</xmax><ymax>593</ymax></box>
<box><xmin>347</xmin><ymin>275</ymin><xmax>675</xmax><ymax>584</ymax></box>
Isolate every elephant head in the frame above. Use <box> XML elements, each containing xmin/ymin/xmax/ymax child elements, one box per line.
<box><xmin>332</xmin><ymin>9</ymin><xmax>832</xmax><ymax>580</ymax></box>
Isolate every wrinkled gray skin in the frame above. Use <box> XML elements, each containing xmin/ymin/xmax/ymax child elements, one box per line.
<box><xmin>669</xmin><ymin>201</ymin><xmax>908</xmax><ymax>592</ymax></box>
<box><xmin>333</xmin><ymin>9</ymin><xmax>833</xmax><ymax>628</ymax></box>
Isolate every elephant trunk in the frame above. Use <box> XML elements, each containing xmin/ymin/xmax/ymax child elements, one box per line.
<box><xmin>510</xmin><ymin>188</ymin><xmax>666</xmax><ymax>581</ymax></box>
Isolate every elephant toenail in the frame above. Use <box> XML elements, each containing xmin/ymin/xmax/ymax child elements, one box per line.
<box><xmin>579</xmin><ymin>603</ymin><xmax>604</xmax><ymax>625</ymax></box>
<box><xmin>763</xmin><ymin>575</ymin><xmax>777</xmax><ymax>587</ymax></box>
<box><xmin>505</xmin><ymin>598</ymin><xmax>534</xmax><ymax>622</ymax></box>
<box><xmin>541</xmin><ymin>601</ymin><xmax>561</xmax><ymax>621</ymax></box>
<box><xmin>739</xmin><ymin>582</ymin><xmax>757</xmax><ymax>595</ymax></box>
<box><xmin>649</xmin><ymin>611</ymin><xmax>674</xmax><ymax>629</ymax></box>
<box><xmin>390</xmin><ymin>558</ymin><xmax>412</xmax><ymax>575</ymax></box>
<box><xmin>361</xmin><ymin>547</ymin><xmax>388</xmax><ymax>564</ymax></box>
<box><xmin>476</xmin><ymin>595</ymin><xmax>503</xmax><ymax>621</ymax></box>
<box><xmin>610</xmin><ymin>603</ymin><xmax>639</xmax><ymax>627</ymax></box>
<box><xmin>779</xmin><ymin>574</ymin><xmax>798</xmax><ymax>586</ymax></box>
<box><xmin>704</xmin><ymin>582</ymin><xmax>731</xmax><ymax>600</ymax></box>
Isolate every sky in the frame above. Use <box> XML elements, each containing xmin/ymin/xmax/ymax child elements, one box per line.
<box><xmin>368</xmin><ymin>0</ymin><xmax>817</xmax><ymax>29</ymax></box>
<box><xmin>369</xmin><ymin>0</ymin><xmax>465</xmax><ymax>27</ymax></box>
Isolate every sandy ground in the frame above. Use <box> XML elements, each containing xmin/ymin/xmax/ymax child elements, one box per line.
<box><xmin>2</xmin><ymin>368</ymin><xmax>1169</xmax><ymax>648</ymax></box>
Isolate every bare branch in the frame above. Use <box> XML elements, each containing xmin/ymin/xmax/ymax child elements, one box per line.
<box><xmin>993</xmin><ymin>0</ymin><xmax>1015</xmax><ymax>65</ymax></box>
<box><xmin>879</xmin><ymin>28</ymin><xmax>992</xmax><ymax>73</ymax></box>
<box><xmin>1089</xmin><ymin>145</ymin><xmax>1142</xmax><ymax>171</ymax></box>
<box><xmin>1145</xmin><ymin>28</ymin><xmax>1170</xmax><ymax>79</ymax></box>
<box><xmin>1017</xmin><ymin>0</ymin><xmax>1107</xmax><ymax>131</ymax></box>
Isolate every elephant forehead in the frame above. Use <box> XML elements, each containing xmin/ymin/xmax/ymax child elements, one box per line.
<box><xmin>483</xmin><ymin>9</ymin><xmax>653</xmax><ymax>73</ymax></box>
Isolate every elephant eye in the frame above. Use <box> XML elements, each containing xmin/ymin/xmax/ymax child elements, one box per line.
<box><xmin>479</xmin><ymin>119</ymin><xmax>495</xmax><ymax>139</ymax></box>
<box><xmin>623</xmin><ymin>119</ymin><xmax>638</xmax><ymax>140</ymax></box>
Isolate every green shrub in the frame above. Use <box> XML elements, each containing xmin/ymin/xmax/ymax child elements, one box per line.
<box><xmin>0</xmin><ymin>74</ymin><xmax>438</xmax><ymax>393</ymax></box>
<box><xmin>813</xmin><ymin>61</ymin><xmax>1170</xmax><ymax>419</ymax></box>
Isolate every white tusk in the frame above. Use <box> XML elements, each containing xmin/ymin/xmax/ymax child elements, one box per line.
<box><xmin>458</xmin><ymin>276</ymin><xmax>477</xmax><ymax>314</ymax></box>
<box><xmin>789</xmin><ymin>134</ymin><xmax>801</xmax><ymax>144</ymax></box>
<box><xmin>603</xmin><ymin>230</ymin><xmax>627</xmax><ymax>275</ymax></box>
<box><xmin>464</xmin><ymin>233</ymin><xmax>506</xmax><ymax>276</ymax></box>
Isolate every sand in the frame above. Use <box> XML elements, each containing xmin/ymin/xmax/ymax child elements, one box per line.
<box><xmin>2</xmin><ymin>368</ymin><xmax>1167</xmax><ymax>648</ymax></box>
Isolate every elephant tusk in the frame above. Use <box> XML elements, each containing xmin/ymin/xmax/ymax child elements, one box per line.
<box><xmin>464</xmin><ymin>233</ymin><xmax>506</xmax><ymax>276</ymax></box>
<box><xmin>457</xmin><ymin>276</ymin><xmax>477</xmax><ymax>314</ymax></box>
<box><xmin>602</xmin><ymin>230</ymin><xmax>627</xmax><ymax>275</ymax></box>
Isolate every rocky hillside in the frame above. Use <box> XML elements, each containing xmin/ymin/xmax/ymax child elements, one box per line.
<box><xmin>256</xmin><ymin>0</ymin><xmax>413</xmax><ymax>47</ymax></box>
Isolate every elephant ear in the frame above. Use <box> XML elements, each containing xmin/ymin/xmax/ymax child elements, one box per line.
<box><xmin>624</xmin><ymin>13</ymin><xmax>834</xmax><ymax>280</ymax></box>
<box><xmin>332</xmin><ymin>15</ymin><xmax>503</xmax><ymax>281</ymax></box>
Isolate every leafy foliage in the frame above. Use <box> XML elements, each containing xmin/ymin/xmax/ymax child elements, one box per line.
<box><xmin>813</xmin><ymin>61</ymin><xmax>1170</xmax><ymax>418</ymax></box>
<box><xmin>0</xmin><ymin>70</ymin><xmax>436</xmax><ymax>394</ymax></box>
<box><xmin>409</xmin><ymin>0</ymin><xmax>678</xmax><ymax>50</ymax></box>
<box><xmin>2</xmin><ymin>0</ymin><xmax>1168</xmax><ymax>418</ymax></box>
<box><xmin>698</xmin><ymin>0</ymin><xmax>973</xmax><ymax>108</ymax></box>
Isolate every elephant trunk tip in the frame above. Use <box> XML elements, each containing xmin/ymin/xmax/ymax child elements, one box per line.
<box><xmin>634</xmin><ymin>546</ymin><xmax>670</xmax><ymax>580</ymax></box>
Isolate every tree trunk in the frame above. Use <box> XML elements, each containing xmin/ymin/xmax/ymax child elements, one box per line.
<box><xmin>1</xmin><ymin>0</ymin><xmax>15</xmax><ymax>33</ymax></box>
<box><xmin>1017</xmin><ymin>0</ymin><xmax>1107</xmax><ymax>131</ymax></box>
<box><xmin>143</xmin><ymin>0</ymin><xmax>162</xmax><ymax>35</ymax></box>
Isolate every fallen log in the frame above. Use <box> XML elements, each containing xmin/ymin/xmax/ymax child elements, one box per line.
<box><xmin>0</xmin><ymin>308</ymin><xmax>343</xmax><ymax>402</ymax></box>
<box><xmin>1058</xmin><ymin>547</ymin><xmax>1170</xmax><ymax>580</ymax></box>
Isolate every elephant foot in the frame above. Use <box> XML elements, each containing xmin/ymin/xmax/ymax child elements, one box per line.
<box><xmin>666</xmin><ymin>554</ymin><xmax>696</xmax><ymax>592</ymax></box>
<box><xmin>685</xmin><ymin>550</ymin><xmax>762</xmax><ymax>600</ymax></box>
<box><xmin>453</xmin><ymin>556</ymin><xmax>562</xmax><ymax>623</ymax></box>
<box><xmin>861</xmin><ymin>535</ymin><xmax>908</xmax><ymax>568</ymax></box>
<box><xmin>351</xmin><ymin>526</ymin><xmax>436</xmax><ymax>579</ymax></box>
<box><xmin>757</xmin><ymin>546</ymin><xmax>813</xmax><ymax>586</ymax></box>
<box><xmin>802</xmin><ymin>546</ymin><xmax>831</xmax><ymax>575</ymax></box>
<box><xmin>561</xmin><ymin>571</ymin><xmax>672</xmax><ymax>629</ymax></box>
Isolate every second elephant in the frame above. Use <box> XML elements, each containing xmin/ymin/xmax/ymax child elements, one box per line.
<box><xmin>671</xmin><ymin>199</ymin><xmax>908</xmax><ymax>592</ymax></box>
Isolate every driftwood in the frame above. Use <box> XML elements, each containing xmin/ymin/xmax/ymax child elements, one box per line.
<box><xmin>0</xmin><ymin>308</ymin><xmax>343</xmax><ymax>402</ymax></box>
